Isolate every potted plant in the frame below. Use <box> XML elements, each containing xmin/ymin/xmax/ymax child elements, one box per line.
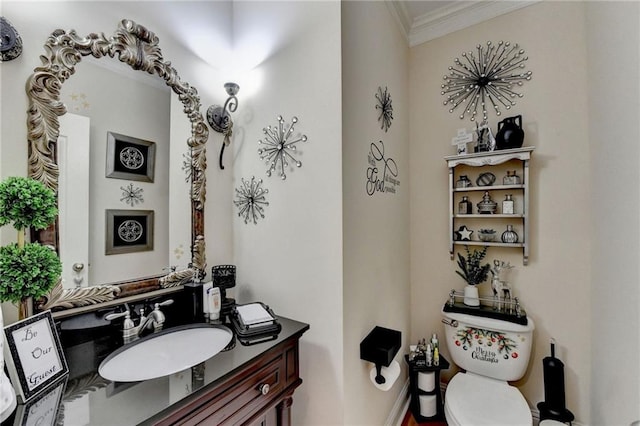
<box><xmin>456</xmin><ymin>245</ymin><xmax>491</xmax><ymax>306</ymax></box>
<box><xmin>0</xmin><ymin>176</ymin><xmax>61</xmax><ymax>319</ymax></box>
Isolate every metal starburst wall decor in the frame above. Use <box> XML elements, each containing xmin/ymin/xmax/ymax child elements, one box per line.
<box><xmin>120</xmin><ymin>183</ymin><xmax>144</xmax><ymax>206</ymax></box>
<box><xmin>234</xmin><ymin>176</ymin><xmax>269</xmax><ymax>225</ymax></box>
<box><xmin>375</xmin><ymin>86</ymin><xmax>393</xmax><ymax>132</ymax></box>
<box><xmin>441</xmin><ymin>41</ymin><xmax>532</xmax><ymax>122</ymax></box>
<box><xmin>258</xmin><ymin>115</ymin><xmax>308</xmax><ymax>180</ymax></box>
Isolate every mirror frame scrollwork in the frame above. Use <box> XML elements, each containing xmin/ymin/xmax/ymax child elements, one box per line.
<box><xmin>26</xmin><ymin>19</ymin><xmax>208</xmax><ymax>314</ymax></box>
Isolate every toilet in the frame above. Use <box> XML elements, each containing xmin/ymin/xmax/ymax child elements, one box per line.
<box><xmin>442</xmin><ymin>309</ymin><xmax>535</xmax><ymax>426</ymax></box>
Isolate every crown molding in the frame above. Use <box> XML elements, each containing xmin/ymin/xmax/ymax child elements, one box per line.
<box><xmin>385</xmin><ymin>0</ymin><xmax>412</xmax><ymax>44</ymax></box>
<box><xmin>408</xmin><ymin>1</ymin><xmax>540</xmax><ymax>47</ymax></box>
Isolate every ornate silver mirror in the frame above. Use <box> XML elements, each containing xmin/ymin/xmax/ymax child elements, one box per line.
<box><xmin>26</xmin><ymin>19</ymin><xmax>208</xmax><ymax>315</ymax></box>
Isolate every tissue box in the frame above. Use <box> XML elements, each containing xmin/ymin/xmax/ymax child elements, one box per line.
<box><xmin>359</xmin><ymin>326</ymin><xmax>401</xmax><ymax>367</ymax></box>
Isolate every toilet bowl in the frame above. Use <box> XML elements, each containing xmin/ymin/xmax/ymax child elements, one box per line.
<box><xmin>442</xmin><ymin>309</ymin><xmax>535</xmax><ymax>426</ymax></box>
<box><xmin>444</xmin><ymin>372</ymin><xmax>532</xmax><ymax>426</ymax></box>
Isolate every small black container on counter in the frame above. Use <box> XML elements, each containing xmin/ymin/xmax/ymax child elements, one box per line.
<box><xmin>183</xmin><ymin>281</ymin><xmax>204</xmax><ymax>322</ymax></box>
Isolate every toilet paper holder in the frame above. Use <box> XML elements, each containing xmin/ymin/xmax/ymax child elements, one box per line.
<box><xmin>360</xmin><ymin>326</ymin><xmax>401</xmax><ymax>384</ymax></box>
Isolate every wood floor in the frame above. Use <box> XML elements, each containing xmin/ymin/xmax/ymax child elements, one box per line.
<box><xmin>401</xmin><ymin>409</ymin><xmax>447</xmax><ymax>426</ymax></box>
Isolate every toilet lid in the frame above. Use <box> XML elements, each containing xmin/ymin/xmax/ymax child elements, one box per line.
<box><xmin>445</xmin><ymin>373</ymin><xmax>532</xmax><ymax>426</ymax></box>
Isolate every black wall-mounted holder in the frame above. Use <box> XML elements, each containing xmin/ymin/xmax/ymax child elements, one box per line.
<box><xmin>360</xmin><ymin>326</ymin><xmax>401</xmax><ymax>384</ymax></box>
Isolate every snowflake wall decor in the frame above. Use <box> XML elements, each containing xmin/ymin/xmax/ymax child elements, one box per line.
<box><xmin>120</xmin><ymin>183</ymin><xmax>144</xmax><ymax>206</ymax></box>
<box><xmin>258</xmin><ymin>115</ymin><xmax>308</xmax><ymax>180</ymax></box>
<box><xmin>375</xmin><ymin>86</ymin><xmax>393</xmax><ymax>132</ymax></box>
<box><xmin>234</xmin><ymin>176</ymin><xmax>269</xmax><ymax>225</ymax></box>
<box><xmin>441</xmin><ymin>41</ymin><xmax>532</xmax><ymax>122</ymax></box>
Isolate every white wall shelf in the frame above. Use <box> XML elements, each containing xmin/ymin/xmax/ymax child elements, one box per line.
<box><xmin>446</xmin><ymin>146</ymin><xmax>534</xmax><ymax>265</ymax></box>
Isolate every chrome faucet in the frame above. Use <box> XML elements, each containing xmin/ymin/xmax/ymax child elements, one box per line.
<box><xmin>106</xmin><ymin>299</ymin><xmax>174</xmax><ymax>343</ymax></box>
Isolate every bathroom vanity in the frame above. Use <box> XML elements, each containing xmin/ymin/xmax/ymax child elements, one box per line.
<box><xmin>2</xmin><ymin>316</ymin><xmax>309</xmax><ymax>426</ymax></box>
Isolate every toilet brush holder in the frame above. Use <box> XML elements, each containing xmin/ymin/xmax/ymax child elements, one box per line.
<box><xmin>537</xmin><ymin>339</ymin><xmax>575</xmax><ymax>423</ymax></box>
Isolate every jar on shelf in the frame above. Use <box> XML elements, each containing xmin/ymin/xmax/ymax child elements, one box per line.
<box><xmin>456</xmin><ymin>175</ymin><xmax>472</xmax><ymax>188</ymax></box>
<box><xmin>501</xmin><ymin>225</ymin><xmax>519</xmax><ymax>243</ymax></box>
<box><xmin>503</xmin><ymin>170</ymin><xmax>521</xmax><ymax>185</ymax></box>
<box><xmin>477</xmin><ymin>191</ymin><xmax>497</xmax><ymax>214</ymax></box>
<box><xmin>458</xmin><ymin>196</ymin><xmax>472</xmax><ymax>214</ymax></box>
<box><xmin>502</xmin><ymin>194</ymin><xmax>514</xmax><ymax>214</ymax></box>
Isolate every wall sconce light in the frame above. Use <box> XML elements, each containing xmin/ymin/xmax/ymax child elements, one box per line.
<box><xmin>206</xmin><ymin>82</ymin><xmax>240</xmax><ymax>169</ymax></box>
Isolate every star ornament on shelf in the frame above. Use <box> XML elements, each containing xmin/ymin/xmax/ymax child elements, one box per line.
<box><xmin>456</xmin><ymin>225</ymin><xmax>473</xmax><ymax>241</ymax></box>
<box><xmin>441</xmin><ymin>40</ymin><xmax>532</xmax><ymax>122</ymax></box>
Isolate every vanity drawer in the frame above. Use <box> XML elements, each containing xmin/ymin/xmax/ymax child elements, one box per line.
<box><xmin>153</xmin><ymin>339</ymin><xmax>300</xmax><ymax>426</ymax></box>
<box><xmin>191</xmin><ymin>354</ymin><xmax>284</xmax><ymax>425</ymax></box>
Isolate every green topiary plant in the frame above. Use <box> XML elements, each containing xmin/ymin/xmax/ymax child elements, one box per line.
<box><xmin>456</xmin><ymin>245</ymin><xmax>491</xmax><ymax>286</ymax></box>
<box><xmin>0</xmin><ymin>243</ymin><xmax>62</xmax><ymax>304</ymax></box>
<box><xmin>0</xmin><ymin>176</ymin><xmax>61</xmax><ymax>317</ymax></box>
<box><xmin>0</xmin><ymin>176</ymin><xmax>57</xmax><ymax>246</ymax></box>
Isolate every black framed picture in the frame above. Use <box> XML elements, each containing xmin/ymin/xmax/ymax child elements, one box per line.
<box><xmin>106</xmin><ymin>131</ymin><xmax>156</xmax><ymax>182</ymax></box>
<box><xmin>106</xmin><ymin>209</ymin><xmax>154</xmax><ymax>255</ymax></box>
<box><xmin>2</xmin><ymin>311</ymin><xmax>69</xmax><ymax>402</ymax></box>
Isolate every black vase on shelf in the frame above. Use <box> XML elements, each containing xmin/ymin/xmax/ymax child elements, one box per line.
<box><xmin>495</xmin><ymin>115</ymin><xmax>524</xmax><ymax>150</ymax></box>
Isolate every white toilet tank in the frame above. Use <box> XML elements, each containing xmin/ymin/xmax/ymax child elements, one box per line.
<box><xmin>442</xmin><ymin>309</ymin><xmax>535</xmax><ymax>381</ymax></box>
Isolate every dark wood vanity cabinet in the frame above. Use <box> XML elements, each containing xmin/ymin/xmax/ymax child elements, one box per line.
<box><xmin>150</xmin><ymin>335</ymin><xmax>303</xmax><ymax>426</ymax></box>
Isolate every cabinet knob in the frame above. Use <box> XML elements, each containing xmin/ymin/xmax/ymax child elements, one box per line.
<box><xmin>257</xmin><ymin>383</ymin><xmax>270</xmax><ymax>395</ymax></box>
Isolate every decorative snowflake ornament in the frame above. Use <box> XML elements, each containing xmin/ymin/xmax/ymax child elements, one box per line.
<box><xmin>120</xmin><ymin>183</ymin><xmax>144</xmax><ymax>206</ymax></box>
<box><xmin>375</xmin><ymin>86</ymin><xmax>393</xmax><ymax>132</ymax></box>
<box><xmin>258</xmin><ymin>116</ymin><xmax>308</xmax><ymax>180</ymax></box>
<box><xmin>441</xmin><ymin>41</ymin><xmax>532</xmax><ymax>122</ymax></box>
<box><xmin>234</xmin><ymin>176</ymin><xmax>269</xmax><ymax>225</ymax></box>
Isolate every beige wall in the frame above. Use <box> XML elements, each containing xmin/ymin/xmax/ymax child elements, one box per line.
<box><xmin>342</xmin><ymin>2</ymin><xmax>410</xmax><ymax>424</ymax></box>
<box><xmin>409</xmin><ymin>2</ymin><xmax>593</xmax><ymax>422</ymax></box>
<box><xmin>230</xmin><ymin>2</ymin><xmax>344</xmax><ymax>424</ymax></box>
<box><xmin>586</xmin><ymin>2</ymin><xmax>640</xmax><ymax>425</ymax></box>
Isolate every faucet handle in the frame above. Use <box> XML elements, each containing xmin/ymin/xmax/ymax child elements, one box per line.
<box><xmin>151</xmin><ymin>299</ymin><xmax>173</xmax><ymax>332</ymax></box>
<box><xmin>105</xmin><ymin>309</ymin><xmax>134</xmax><ymax>330</ymax></box>
<box><xmin>154</xmin><ymin>299</ymin><xmax>174</xmax><ymax>310</ymax></box>
<box><xmin>105</xmin><ymin>311</ymin><xmax>128</xmax><ymax>321</ymax></box>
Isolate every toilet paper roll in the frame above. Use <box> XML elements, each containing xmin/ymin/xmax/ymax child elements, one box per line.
<box><xmin>418</xmin><ymin>371</ymin><xmax>435</xmax><ymax>392</ymax></box>
<box><xmin>419</xmin><ymin>394</ymin><xmax>437</xmax><ymax>418</ymax></box>
<box><xmin>369</xmin><ymin>360</ymin><xmax>400</xmax><ymax>391</ymax></box>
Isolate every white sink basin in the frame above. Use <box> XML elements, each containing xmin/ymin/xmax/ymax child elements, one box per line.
<box><xmin>98</xmin><ymin>324</ymin><xmax>233</xmax><ymax>382</ymax></box>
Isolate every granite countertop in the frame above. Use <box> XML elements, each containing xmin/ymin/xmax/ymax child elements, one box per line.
<box><xmin>2</xmin><ymin>316</ymin><xmax>309</xmax><ymax>426</ymax></box>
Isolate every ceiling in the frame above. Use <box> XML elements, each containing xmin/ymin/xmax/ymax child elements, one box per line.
<box><xmin>390</xmin><ymin>1</ymin><xmax>538</xmax><ymax>47</ymax></box>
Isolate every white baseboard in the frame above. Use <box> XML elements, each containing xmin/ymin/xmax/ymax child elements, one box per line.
<box><xmin>385</xmin><ymin>378</ymin><xmax>410</xmax><ymax>426</ymax></box>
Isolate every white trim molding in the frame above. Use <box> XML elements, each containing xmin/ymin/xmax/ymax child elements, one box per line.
<box><xmin>386</xmin><ymin>378</ymin><xmax>410</xmax><ymax>426</ymax></box>
<box><xmin>386</xmin><ymin>1</ymin><xmax>540</xmax><ymax>47</ymax></box>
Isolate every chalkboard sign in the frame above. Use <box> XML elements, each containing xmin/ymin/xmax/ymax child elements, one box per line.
<box><xmin>2</xmin><ymin>311</ymin><xmax>68</xmax><ymax>402</ymax></box>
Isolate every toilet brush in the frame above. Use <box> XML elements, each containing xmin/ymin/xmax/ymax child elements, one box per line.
<box><xmin>537</xmin><ymin>339</ymin><xmax>575</xmax><ymax>423</ymax></box>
